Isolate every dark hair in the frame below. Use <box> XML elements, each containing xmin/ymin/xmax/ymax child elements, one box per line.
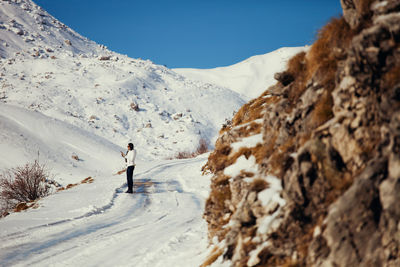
<box><xmin>128</xmin><ymin>143</ymin><xmax>134</xmax><ymax>150</ymax></box>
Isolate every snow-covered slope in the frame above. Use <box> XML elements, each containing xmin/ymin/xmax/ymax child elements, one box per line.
<box><xmin>0</xmin><ymin>0</ymin><xmax>103</xmax><ymax>58</ymax></box>
<box><xmin>0</xmin><ymin>104</ymin><xmax>212</xmax><ymax>266</ymax></box>
<box><xmin>1</xmin><ymin>53</ymin><xmax>245</xmax><ymax>161</ymax></box>
<box><xmin>0</xmin><ymin>104</ymin><xmax>121</xmax><ymax>182</ymax></box>
<box><xmin>0</xmin><ymin>0</ymin><xmax>245</xmax><ymax>161</ymax></box>
<box><xmin>0</xmin><ymin>1</ymin><xmax>232</xmax><ymax>265</ymax></box>
<box><xmin>174</xmin><ymin>47</ymin><xmax>307</xmax><ymax>100</ymax></box>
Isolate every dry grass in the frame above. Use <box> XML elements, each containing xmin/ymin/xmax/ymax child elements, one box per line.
<box><xmin>14</xmin><ymin>202</ymin><xmax>29</xmax><ymax>212</ymax></box>
<box><xmin>206</xmin><ymin>138</ymin><xmax>265</xmax><ymax>174</ymax></box>
<box><xmin>307</xmin><ymin>17</ymin><xmax>354</xmax><ymax>87</ymax></box>
<box><xmin>286</xmin><ymin>52</ymin><xmax>308</xmax><ymax>104</ymax></box>
<box><xmin>81</xmin><ymin>176</ymin><xmax>94</xmax><ymax>184</ymax></box>
<box><xmin>236</xmin><ymin>144</ymin><xmax>267</xmax><ymax>165</ymax></box>
<box><xmin>250</xmin><ymin>178</ymin><xmax>269</xmax><ymax>192</ymax></box>
<box><xmin>204</xmin><ymin>116</ymin><xmax>267</xmax><ymax>245</ymax></box>
<box><xmin>267</xmin><ymin>137</ymin><xmax>296</xmax><ymax>177</ymax></box>
<box><xmin>205</xmin><ymin>85</ymin><xmax>278</xmax><ymax>176</ymax></box>
<box><xmin>232</xmin><ymin>92</ymin><xmax>279</xmax><ymax>127</ymax></box>
<box><xmin>295</xmin><ymin>216</ymin><xmax>326</xmax><ymax>265</ymax></box>
<box><xmin>205</xmin><ymin>178</ymin><xmax>232</xmax><ymax>240</ymax></box>
<box><xmin>383</xmin><ymin>65</ymin><xmax>400</xmax><ymax>89</ymax></box>
<box><xmin>310</xmin><ymin>90</ymin><xmax>334</xmax><ymax>128</ymax></box>
<box><xmin>66</xmin><ymin>183</ymin><xmax>78</xmax><ymax>189</ymax></box>
<box><xmin>13</xmin><ymin>202</ymin><xmax>38</xmax><ymax>212</ymax></box>
<box><xmin>206</xmin><ymin>120</ymin><xmax>263</xmax><ymax>174</ymax></box>
<box><xmin>359</xmin><ymin>0</ymin><xmax>375</xmax><ymax>17</ymax></box>
<box><xmin>204</xmin><ymin>12</ymin><xmax>380</xmax><ymax>266</ymax></box>
<box><xmin>283</xmin><ymin>17</ymin><xmax>354</xmax><ymax>108</ymax></box>
<box><xmin>205</xmin><ymin>144</ymin><xmax>232</xmax><ymax>173</ymax></box>
<box><xmin>57</xmin><ymin>177</ymin><xmax>94</xmax><ymax>192</ymax></box>
<box><xmin>232</xmin><ymin>121</ymin><xmax>263</xmax><ymax>136</ymax></box>
<box><xmin>200</xmin><ymin>246</ymin><xmax>224</xmax><ymax>267</ymax></box>
<box><xmin>280</xmin><ymin>261</ymin><xmax>300</xmax><ymax>267</ymax></box>
<box><xmin>263</xmin><ymin>17</ymin><xmax>355</xmax><ymax>177</ymax></box>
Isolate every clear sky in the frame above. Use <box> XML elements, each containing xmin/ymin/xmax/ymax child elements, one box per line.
<box><xmin>34</xmin><ymin>0</ymin><xmax>343</xmax><ymax>69</ymax></box>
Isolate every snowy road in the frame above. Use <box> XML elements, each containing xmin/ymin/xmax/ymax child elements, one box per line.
<box><xmin>0</xmin><ymin>157</ymin><xmax>211</xmax><ymax>267</ymax></box>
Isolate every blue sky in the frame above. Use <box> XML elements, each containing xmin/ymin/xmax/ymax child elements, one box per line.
<box><xmin>34</xmin><ymin>0</ymin><xmax>343</xmax><ymax>69</ymax></box>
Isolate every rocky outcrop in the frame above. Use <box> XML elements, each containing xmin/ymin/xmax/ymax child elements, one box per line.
<box><xmin>203</xmin><ymin>1</ymin><xmax>400</xmax><ymax>266</ymax></box>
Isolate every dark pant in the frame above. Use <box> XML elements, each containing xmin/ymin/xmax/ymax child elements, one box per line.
<box><xmin>126</xmin><ymin>165</ymin><xmax>135</xmax><ymax>192</ymax></box>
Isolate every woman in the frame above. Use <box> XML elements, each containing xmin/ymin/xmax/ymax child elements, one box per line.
<box><xmin>120</xmin><ymin>143</ymin><xmax>136</xmax><ymax>193</ymax></box>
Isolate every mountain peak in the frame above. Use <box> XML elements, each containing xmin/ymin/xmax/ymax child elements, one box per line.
<box><xmin>0</xmin><ymin>0</ymin><xmax>104</xmax><ymax>58</ymax></box>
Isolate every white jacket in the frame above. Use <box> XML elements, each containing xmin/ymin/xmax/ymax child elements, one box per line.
<box><xmin>125</xmin><ymin>149</ymin><xmax>136</xmax><ymax>167</ymax></box>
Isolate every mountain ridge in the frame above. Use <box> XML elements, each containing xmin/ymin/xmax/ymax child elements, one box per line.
<box><xmin>0</xmin><ymin>0</ymin><xmax>104</xmax><ymax>58</ymax></box>
<box><xmin>174</xmin><ymin>46</ymin><xmax>307</xmax><ymax>100</ymax></box>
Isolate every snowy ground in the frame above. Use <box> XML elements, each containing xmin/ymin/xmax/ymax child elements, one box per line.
<box><xmin>0</xmin><ymin>157</ymin><xmax>212</xmax><ymax>267</ymax></box>
<box><xmin>0</xmin><ymin>104</ymin><xmax>213</xmax><ymax>267</ymax></box>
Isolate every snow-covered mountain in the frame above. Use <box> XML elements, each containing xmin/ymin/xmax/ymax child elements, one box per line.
<box><xmin>0</xmin><ymin>0</ymin><xmax>246</xmax><ymax>164</ymax></box>
<box><xmin>0</xmin><ymin>0</ymin><xmax>298</xmax><ymax>266</ymax></box>
<box><xmin>0</xmin><ymin>0</ymin><xmax>103</xmax><ymax>58</ymax></box>
<box><xmin>1</xmin><ymin>52</ymin><xmax>245</xmax><ymax>162</ymax></box>
<box><xmin>0</xmin><ymin>1</ymin><xmax>240</xmax><ymax>265</ymax></box>
<box><xmin>174</xmin><ymin>46</ymin><xmax>307</xmax><ymax>100</ymax></box>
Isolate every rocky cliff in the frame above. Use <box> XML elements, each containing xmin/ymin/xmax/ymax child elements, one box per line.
<box><xmin>203</xmin><ymin>0</ymin><xmax>400</xmax><ymax>266</ymax></box>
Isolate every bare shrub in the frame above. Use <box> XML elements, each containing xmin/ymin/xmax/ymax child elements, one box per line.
<box><xmin>0</xmin><ymin>160</ymin><xmax>53</xmax><ymax>204</ymax></box>
<box><xmin>174</xmin><ymin>138</ymin><xmax>209</xmax><ymax>159</ymax></box>
<box><xmin>196</xmin><ymin>138</ymin><xmax>208</xmax><ymax>154</ymax></box>
<box><xmin>175</xmin><ymin>151</ymin><xmax>194</xmax><ymax>159</ymax></box>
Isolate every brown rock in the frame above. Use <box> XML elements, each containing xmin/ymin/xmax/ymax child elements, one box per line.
<box><xmin>202</xmin><ymin>1</ymin><xmax>400</xmax><ymax>266</ymax></box>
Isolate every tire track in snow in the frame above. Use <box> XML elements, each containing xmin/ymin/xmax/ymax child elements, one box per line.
<box><xmin>0</xmin><ymin>157</ymin><xmax>205</xmax><ymax>266</ymax></box>
<box><xmin>0</xmin><ymin>159</ymin><xmax>186</xmax><ymax>241</ymax></box>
